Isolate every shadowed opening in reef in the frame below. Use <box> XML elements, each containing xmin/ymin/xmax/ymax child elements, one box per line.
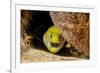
<box><xmin>21</xmin><ymin>10</ymin><xmax>68</xmax><ymax>56</ymax></box>
<box><xmin>28</xmin><ymin>11</ymin><xmax>53</xmax><ymax>49</ymax></box>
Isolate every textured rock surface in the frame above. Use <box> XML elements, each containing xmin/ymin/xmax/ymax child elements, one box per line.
<box><xmin>50</xmin><ymin>12</ymin><xmax>89</xmax><ymax>57</ymax></box>
<box><xmin>21</xmin><ymin>48</ymin><xmax>79</xmax><ymax>63</ymax></box>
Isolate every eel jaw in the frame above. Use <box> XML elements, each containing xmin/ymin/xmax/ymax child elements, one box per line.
<box><xmin>51</xmin><ymin>42</ymin><xmax>59</xmax><ymax>47</ymax></box>
<box><xmin>47</xmin><ymin>42</ymin><xmax>63</xmax><ymax>53</ymax></box>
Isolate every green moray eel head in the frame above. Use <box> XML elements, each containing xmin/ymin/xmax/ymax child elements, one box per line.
<box><xmin>43</xmin><ymin>26</ymin><xmax>65</xmax><ymax>53</ymax></box>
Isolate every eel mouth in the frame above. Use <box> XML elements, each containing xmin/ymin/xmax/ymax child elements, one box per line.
<box><xmin>50</xmin><ymin>42</ymin><xmax>59</xmax><ymax>47</ymax></box>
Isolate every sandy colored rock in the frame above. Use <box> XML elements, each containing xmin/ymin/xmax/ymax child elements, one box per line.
<box><xmin>50</xmin><ymin>12</ymin><xmax>89</xmax><ymax>57</ymax></box>
<box><xmin>21</xmin><ymin>48</ymin><xmax>80</xmax><ymax>63</ymax></box>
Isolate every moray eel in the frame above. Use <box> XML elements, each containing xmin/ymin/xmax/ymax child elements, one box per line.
<box><xmin>43</xmin><ymin>26</ymin><xmax>65</xmax><ymax>53</ymax></box>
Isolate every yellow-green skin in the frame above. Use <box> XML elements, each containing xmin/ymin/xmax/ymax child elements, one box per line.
<box><xmin>43</xmin><ymin>26</ymin><xmax>65</xmax><ymax>53</ymax></box>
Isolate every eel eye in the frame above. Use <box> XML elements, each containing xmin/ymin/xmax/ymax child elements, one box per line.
<box><xmin>50</xmin><ymin>34</ymin><xmax>52</xmax><ymax>38</ymax></box>
<box><xmin>59</xmin><ymin>35</ymin><xmax>62</xmax><ymax>39</ymax></box>
<box><xmin>59</xmin><ymin>35</ymin><xmax>64</xmax><ymax>41</ymax></box>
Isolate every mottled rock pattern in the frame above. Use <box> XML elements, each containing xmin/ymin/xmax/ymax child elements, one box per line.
<box><xmin>50</xmin><ymin>12</ymin><xmax>89</xmax><ymax>57</ymax></box>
